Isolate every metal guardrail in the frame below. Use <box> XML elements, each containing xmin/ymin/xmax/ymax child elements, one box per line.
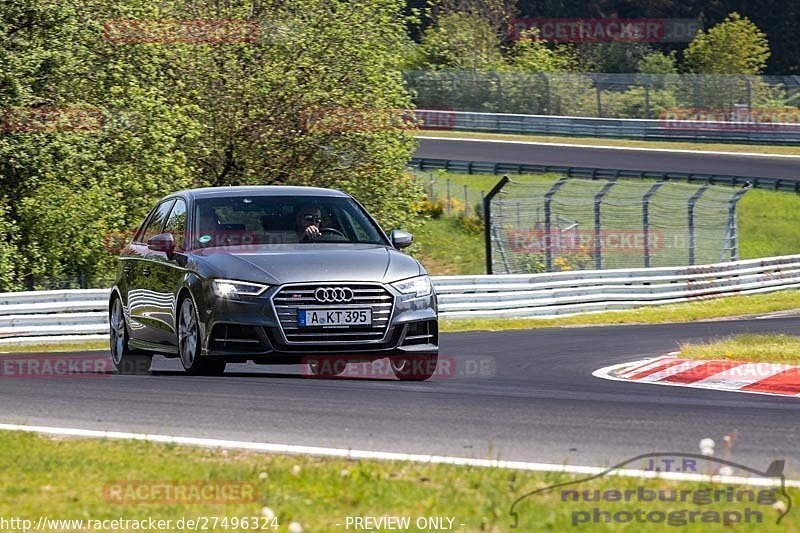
<box><xmin>1</xmin><ymin>254</ymin><xmax>799</xmax><ymax>344</ymax></box>
<box><xmin>409</xmin><ymin>157</ymin><xmax>800</xmax><ymax>194</ymax></box>
<box><xmin>416</xmin><ymin>109</ymin><xmax>800</xmax><ymax>145</ymax></box>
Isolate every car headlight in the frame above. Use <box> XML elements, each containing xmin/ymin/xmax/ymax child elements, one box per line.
<box><xmin>392</xmin><ymin>275</ymin><xmax>433</xmax><ymax>298</ymax></box>
<box><xmin>211</xmin><ymin>279</ymin><xmax>269</xmax><ymax>298</ymax></box>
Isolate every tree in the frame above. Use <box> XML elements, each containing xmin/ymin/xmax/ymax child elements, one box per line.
<box><xmin>416</xmin><ymin>12</ymin><xmax>505</xmax><ymax>70</ymax></box>
<box><xmin>637</xmin><ymin>51</ymin><xmax>678</xmax><ymax>74</ymax></box>
<box><xmin>508</xmin><ymin>30</ymin><xmax>576</xmax><ymax>72</ymax></box>
<box><xmin>0</xmin><ymin>0</ymin><xmax>423</xmax><ymax>289</ymax></box>
<box><xmin>683</xmin><ymin>13</ymin><xmax>770</xmax><ymax>75</ymax></box>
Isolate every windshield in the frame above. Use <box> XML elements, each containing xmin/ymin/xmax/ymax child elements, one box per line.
<box><xmin>191</xmin><ymin>195</ymin><xmax>386</xmax><ymax>249</ymax></box>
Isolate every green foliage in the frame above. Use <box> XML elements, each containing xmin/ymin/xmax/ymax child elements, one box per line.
<box><xmin>416</xmin><ymin>12</ymin><xmax>505</xmax><ymax>71</ymax></box>
<box><xmin>456</xmin><ymin>212</ymin><xmax>483</xmax><ymax>234</ymax></box>
<box><xmin>683</xmin><ymin>13</ymin><xmax>770</xmax><ymax>75</ymax></box>
<box><xmin>637</xmin><ymin>51</ymin><xmax>678</xmax><ymax>75</ymax></box>
<box><xmin>507</xmin><ymin>32</ymin><xmax>577</xmax><ymax>73</ymax></box>
<box><xmin>418</xmin><ymin>198</ymin><xmax>445</xmax><ymax>219</ymax></box>
<box><xmin>520</xmin><ymin>253</ymin><xmax>546</xmax><ymax>273</ymax></box>
<box><xmin>0</xmin><ymin>0</ymin><xmax>421</xmax><ymax>289</ymax></box>
<box><xmin>601</xmin><ymin>87</ymin><xmax>678</xmax><ymax>119</ymax></box>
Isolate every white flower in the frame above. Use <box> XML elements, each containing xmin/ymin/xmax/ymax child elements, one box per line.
<box><xmin>288</xmin><ymin>522</ymin><xmax>303</xmax><ymax>533</ymax></box>
<box><xmin>340</xmin><ymin>469</ymin><xmax>350</xmax><ymax>477</ymax></box>
<box><xmin>258</xmin><ymin>472</ymin><xmax>268</xmax><ymax>481</ymax></box>
<box><xmin>774</xmin><ymin>500</ymin><xmax>787</xmax><ymax>513</ymax></box>
<box><xmin>718</xmin><ymin>466</ymin><xmax>733</xmax><ymax>476</ymax></box>
<box><xmin>261</xmin><ymin>507</ymin><xmax>275</xmax><ymax>520</ymax></box>
<box><xmin>292</xmin><ymin>465</ymin><xmax>301</xmax><ymax>475</ymax></box>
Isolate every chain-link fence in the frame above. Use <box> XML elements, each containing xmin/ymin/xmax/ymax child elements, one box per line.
<box><xmin>404</xmin><ymin>71</ymin><xmax>800</xmax><ymax>119</ymax></box>
<box><xmin>419</xmin><ymin>171</ymin><xmax>486</xmax><ymax>217</ymax></box>
<box><xmin>484</xmin><ymin>177</ymin><xmax>750</xmax><ymax>274</ymax></box>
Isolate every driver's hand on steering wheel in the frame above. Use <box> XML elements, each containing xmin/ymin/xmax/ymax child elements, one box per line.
<box><xmin>303</xmin><ymin>225</ymin><xmax>321</xmax><ymax>240</ymax></box>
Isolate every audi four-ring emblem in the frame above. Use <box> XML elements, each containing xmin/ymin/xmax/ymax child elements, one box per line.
<box><xmin>314</xmin><ymin>287</ymin><xmax>354</xmax><ymax>303</ymax></box>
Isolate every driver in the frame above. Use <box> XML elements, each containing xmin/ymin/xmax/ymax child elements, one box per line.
<box><xmin>296</xmin><ymin>205</ymin><xmax>323</xmax><ymax>241</ymax></box>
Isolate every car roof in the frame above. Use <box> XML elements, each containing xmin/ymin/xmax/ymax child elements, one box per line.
<box><xmin>168</xmin><ymin>185</ymin><xmax>351</xmax><ymax>201</ymax></box>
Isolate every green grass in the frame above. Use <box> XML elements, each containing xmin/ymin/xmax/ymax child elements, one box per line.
<box><xmin>0</xmin><ymin>341</ymin><xmax>107</xmax><ymax>353</ymax></box>
<box><xmin>0</xmin><ymin>431</ymin><xmax>795</xmax><ymax>531</ymax></box>
<box><xmin>439</xmin><ymin>290</ymin><xmax>800</xmax><ymax>333</ymax></box>
<box><xmin>411</xmin><ymin>215</ymin><xmax>484</xmax><ymax>276</ymax></box>
<box><xmin>679</xmin><ymin>334</ymin><xmax>800</xmax><ymax>365</ymax></box>
<box><xmin>417</xmin><ymin>130</ymin><xmax>800</xmax><ymax>155</ymax></box>
<box><xmin>738</xmin><ymin>189</ymin><xmax>800</xmax><ymax>259</ymax></box>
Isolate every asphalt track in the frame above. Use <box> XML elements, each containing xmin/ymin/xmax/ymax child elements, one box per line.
<box><xmin>415</xmin><ymin>137</ymin><xmax>800</xmax><ymax>180</ymax></box>
<box><xmin>1</xmin><ymin>317</ymin><xmax>799</xmax><ymax>475</ymax></box>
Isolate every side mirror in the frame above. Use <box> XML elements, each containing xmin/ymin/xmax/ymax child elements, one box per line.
<box><xmin>390</xmin><ymin>229</ymin><xmax>413</xmax><ymax>249</ymax></box>
<box><xmin>148</xmin><ymin>232</ymin><xmax>175</xmax><ymax>256</ymax></box>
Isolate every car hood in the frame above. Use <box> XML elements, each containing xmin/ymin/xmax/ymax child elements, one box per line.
<box><xmin>191</xmin><ymin>244</ymin><xmax>424</xmax><ymax>285</ymax></box>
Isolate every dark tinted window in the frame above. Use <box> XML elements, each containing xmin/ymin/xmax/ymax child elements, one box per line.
<box><xmin>141</xmin><ymin>200</ymin><xmax>175</xmax><ymax>244</ymax></box>
<box><xmin>192</xmin><ymin>195</ymin><xmax>385</xmax><ymax>248</ymax></box>
<box><xmin>164</xmin><ymin>199</ymin><xmax>187</xmax><ymax>251</ymax></box>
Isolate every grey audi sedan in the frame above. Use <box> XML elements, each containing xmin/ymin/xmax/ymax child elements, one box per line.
<box><xmin>109</xmin><ymin>186</ymin><xmax>438</xmax><ymax>379</ymax></box>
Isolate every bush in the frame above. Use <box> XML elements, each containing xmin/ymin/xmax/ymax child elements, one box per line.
<box><xmin>419</xmin><ymin>198</ymin><xmax>446</xmax><ymax>219</ymax></box>
<box><xmin>520</xmin><ymin>254</ymin><xmax>547</xmax><ymax>273</ymax></box>
<box><xmin>456</xmin><ymin>213</ymin><xmax>483</xmax><ymax>234</ymax></box>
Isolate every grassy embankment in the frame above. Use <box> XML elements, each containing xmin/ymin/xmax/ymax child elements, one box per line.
<box><xmin>417</xmin><ymin>130</ymin><xmax>800</xmax><ymax>156</ymax></box>
<box><xmin>0</xmin><ymin>431</ymin><xmax>794</xmax><ymax>532</ymax></box>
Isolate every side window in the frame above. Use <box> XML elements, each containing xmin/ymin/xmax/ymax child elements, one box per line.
<box><xmin>133</xmin><ymin>205</ymin><xmax>158</xmax><ymax>244</ymax></box>
<box><xmin>141</xmin><ymin>200</ymin><xmax>175</xmax><ymax>244</ymax></box>
<box><xmin>164</xmin><ymin>199</ymin><xmax>187</xmax><ymax>251</ymax></box>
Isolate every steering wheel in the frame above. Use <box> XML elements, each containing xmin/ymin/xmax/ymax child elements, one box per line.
<box><xmin>319</xmin><ymin>227</ymin><xmax>346</xmax><ymax>238</ymax></box>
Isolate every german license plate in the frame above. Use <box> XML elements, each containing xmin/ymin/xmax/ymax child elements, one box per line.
<box><xmin>297</xmin><ymin>308</ymin><xmax>372</xmax><ymax>327</ymax></box>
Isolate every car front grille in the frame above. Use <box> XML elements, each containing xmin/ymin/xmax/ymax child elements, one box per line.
<box><xmin>271</xmin><ymin>283</ymin><xmax>394</xmax><ymax>345</ymax></box>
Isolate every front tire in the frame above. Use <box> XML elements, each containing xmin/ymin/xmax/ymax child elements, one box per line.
<box><xmin>390</xmin><ymin>354</ymin><xmax>438</xmax><ymax>381</ymax></box>
<box><xmin>109</xmin><ymin>297</ymin><xmax>152</xmax><ymax>375</ymax></box>
<box><xmin>178</xmin><ymin>296</ymin><xmax>226</xmax><ymax>376</ymax></box>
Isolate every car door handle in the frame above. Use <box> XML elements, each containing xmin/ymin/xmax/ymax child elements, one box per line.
<box><xmin>142</xmin><ymin>268</ymin><xmax>151</xmax><ymax>277</ymax></box>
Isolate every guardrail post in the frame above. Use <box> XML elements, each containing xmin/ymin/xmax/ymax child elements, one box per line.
<box><xmin>642</xmin><ymin>181</ymin><xmax>666</xmax><ymax>268</ymax></box>
<box><xmin>490</xmin><ymin>71</ymin><xmax>503</xmax><ymax>114</ymax></box>
<box><xmin>595</xmin><ymin>85</ymin><xmax>602</xmax><ymax>117</ymax></box>
<box><xmin>540</xmin><ymin>73</ymin><xmax>551</xmax><ymax>115</ymax></box>
<box><xmin>545</xmin><ymin>178</ymin><xmax>568</xmax><ymax>271</ymax></box>
<box><xmin>484</xmin><ymin>176</ymin><xmax>510</xmax><ymax>274</ymax></box>
<box><xmin>448</xmin><ymin>71</ymin><xmax>457</xmax><ymax>111</ymax></box>
<box><xmin>687</xmin><ymin>184</ymin><xmax>709</xmax><ymax>265</ymax></box>
<box><xmin>446</xmin><ymin>178</ymin><xmax>451</xmax><ymax>214</ymax></box>
<box><xmin>593</xmin><ymin>180</ymin><xmax>617</xmax><ymax>269</ymax></box>
<box><xmin>726</xmin><ymin>183</ymin><xmax>752</xmax><ymax>261</ymax></box>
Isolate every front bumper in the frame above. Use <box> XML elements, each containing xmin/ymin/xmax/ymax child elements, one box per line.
<box><xmin>199</xmin><ymin>282</ymin><xmax>438</xmax><ymax>363</ymax></box>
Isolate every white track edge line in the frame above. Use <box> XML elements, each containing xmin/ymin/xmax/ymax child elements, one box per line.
<box><xmin>0</xmin><ymin>423</ymin><xmax>797</xmax><ymax>488</ymax></box>
<box><xmin>593</xmin><ymin>359</ymin><xmax>800</xmax><ymax>400</ymax></box>
<box><xmin>416</xmin><ymin>135</ymin><xmax>800</xmax><ymax>159</ymax></box>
